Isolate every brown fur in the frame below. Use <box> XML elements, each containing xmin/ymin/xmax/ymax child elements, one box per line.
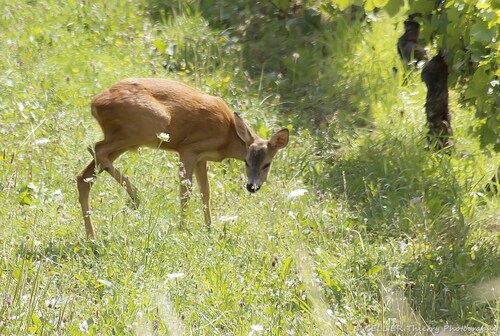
<box><xmin>77</xmin><ymin>78</ymin><xmax>289</xmax><ymax>239</ymax></box>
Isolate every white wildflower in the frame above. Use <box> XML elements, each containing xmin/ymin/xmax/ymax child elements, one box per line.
<box><xmin>156</xmin><ymin>132</ymin><xmax>170</xmax><ymax>142</ymax></box>
<box><xmin>166</xmin><ymin>273</ymin><xmax>185</xmax><ymax>279</ymax></box>
<box><xmin>34</xmin><ymin>138</ymin><xmax>50</xmax><ymax>145</ymax></box>
<box><xmin>287</xmin><ymin>188</ymin><xmax>308</xmax><ymax>200</ymax></box>
<box><xmin>219</xmin><ymin>215</ymin><xmax>238</xmax><ymax>222</ymax></box>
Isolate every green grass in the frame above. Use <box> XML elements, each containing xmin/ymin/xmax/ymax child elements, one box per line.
<box><xmin>1</xmin><ymin>1</ymin><xmax>499</xmax><ymax>335</ymax></box>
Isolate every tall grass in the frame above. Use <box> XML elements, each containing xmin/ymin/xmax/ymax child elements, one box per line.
<box><xmin>1</xmin><ymin>1</ymin><xmax>499</xmax><ymax>335</ymax></box>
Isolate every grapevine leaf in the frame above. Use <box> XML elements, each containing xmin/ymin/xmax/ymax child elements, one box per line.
<box><xmin>384</xmin><ymin>0</ymin><xmax>404</xmax><ymax>16</ymax></box>
<box><xmin>465</xmin><ymin>65</ymin><xmax>489</xmax><ymax>99</ymax></box>
<box><xmin>408</xmin><ymin>0</ymin><xmax>436</xmax><ymax>14</ymax></box>
<box><xmin>333</xmin><ymin>0</ymin><xmax>354</xmax><ymax>11</ymax></box>
<box><xmin>272</xmin><ymin>0</ymin><xmax>291</xmax><ymax>11</ymax></box>
<box><xmin>365</xmin><ymin>0</ymin><xmax>375</xmax><ymax>11</ymax></box>
<box><xmin>471</xmin><ymin>20</ymin><xmax>497</xmax><ymax>43</ymax></box>
<box><xmin>373</xmin><ymin>0</ymin><xmax>389</xmax><ymax>7</ymax></box>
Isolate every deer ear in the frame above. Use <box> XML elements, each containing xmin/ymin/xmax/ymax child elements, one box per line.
<box><xmin>234</xmin><ymin>113</ymin><xmax>255</xmax><ymax>145</ymax></box>
<box><xmin>269</xmin><ymin>128</ymin><xmax>289</xmax><ymax>150</ymax></box>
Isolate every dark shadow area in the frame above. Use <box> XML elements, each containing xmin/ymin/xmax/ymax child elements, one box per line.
<box><xmin>145</xmin><ymin>0</ymin><xmax>376</xmax><ymax>131</ymax></box>
<box><xmin>317</xmin><ymin>135</ymin><xmax>465</xmax><ymax>239</ymax></box>
<box><xmin>313</xmin><ymin>131</ymin><xmax>500</xmax><ymax>325</ymax></box>
<box><xmin>140</xmin><ymin>1</ymin><xmax>500</xmax><ymax>326</ymax></box>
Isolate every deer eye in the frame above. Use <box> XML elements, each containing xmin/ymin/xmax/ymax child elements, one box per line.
<box><xmin>262</xmin><ymin>163</ymin><xmax>271</xmax><ymax>170</ymax></box>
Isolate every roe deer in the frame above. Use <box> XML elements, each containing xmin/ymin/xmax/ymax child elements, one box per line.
<box><xmin>77</xmin><ymin>78</ymin><xmax>289</xmax><ymax>239</ymax></box>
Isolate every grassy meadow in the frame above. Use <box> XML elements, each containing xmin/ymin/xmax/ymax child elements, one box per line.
<box><xmin>1</xmin><ymin>1</ymin><xmax>499</xmax><ymax>335</ymax></box>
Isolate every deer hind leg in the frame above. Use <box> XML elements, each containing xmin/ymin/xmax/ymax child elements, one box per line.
<box><xmin>77</xmin><ymin>159</ymin><xmax>98</xmax><ymax>239</ymax></box>
<box><xmin>178</xmin><ymin>154</ymin><xmax>197</xmax><ymax>225</ymax></box>
<box><xmin>94</xmin><ymin>141</ymin><xmax>140</xmax><ymax>208</ymax></box>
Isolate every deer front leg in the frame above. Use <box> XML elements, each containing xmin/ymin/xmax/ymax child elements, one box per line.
<box><xmin>104</xmin><ymin>165</ymin><xmax>140</xmax><ymax>209</ymax></box>
<box><xmin>178</xmin><ymin>154</ymin><xmax>197</xmax><ymax>225</ymax></box>
<box><xmin>96</xmin><ymin>147</ymin><xmax>140</xmax><ymax>209</ymax></box>
<box><xmin>195</xmin><ymin>160</ymin><xmax>211</xmax><ymax>226</ymax></box>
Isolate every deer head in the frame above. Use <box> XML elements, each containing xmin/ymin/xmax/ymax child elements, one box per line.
<box><xmin>234</xmin><ymin>113</ymin><xmax>289</xmax><ymax>193</ymax></box>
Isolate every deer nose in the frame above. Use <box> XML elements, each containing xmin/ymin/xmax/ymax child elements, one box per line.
<box><xmin>246</xmin><ymin>183</ymin><xmax>260</xmax><ymax>193</ymax></box>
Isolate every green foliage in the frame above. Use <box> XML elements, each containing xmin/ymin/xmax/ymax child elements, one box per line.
<box><xmin>417</xmin><ymin>0</ymin><xmax>499</xmax><ymax>150</ymax></box>
<box><xmin>327</xmin><ymin>0</ymin><xmax>500</xmax><ymax>150</ymax></box>
<box><xmin>194</xmin><ymin>0</ymin><xmax>498</xmax><ymax>147</ymax></box>
<box><xmin>0</xmin><ymin>0</ymin><xmax>499</xmax><ymax>335</ymax></box>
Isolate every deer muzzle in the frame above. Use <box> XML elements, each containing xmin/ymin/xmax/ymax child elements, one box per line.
<box><xmin>246</xmin><ymin>183</ymin><xmax>261</xmax><ymax>193</ymax></box>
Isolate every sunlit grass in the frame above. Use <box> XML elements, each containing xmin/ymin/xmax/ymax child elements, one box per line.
<box><xmin>1</xmin><ymin>1</ymin><xmax>499</xmax><ymax>335</ymax></box>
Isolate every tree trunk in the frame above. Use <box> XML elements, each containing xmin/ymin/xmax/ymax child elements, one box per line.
<box><xmin>421</xmin><ymin>52</ymin><xmax>453</xmax><ymax>149</ymax></box>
